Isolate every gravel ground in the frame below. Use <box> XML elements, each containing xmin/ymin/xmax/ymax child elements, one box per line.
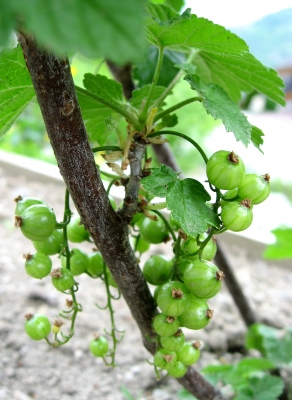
<box><xmin>1</xmin><ymin>162</ymin><xmax>292</xmax><ymax>400</ymax></box>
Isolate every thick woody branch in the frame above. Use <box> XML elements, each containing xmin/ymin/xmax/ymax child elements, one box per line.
<box><xmin>18</xmin><ymin>36</ymin><xmax>225</xmax><ymax>399</ymax></box>
<box><xmin>17</xmin><ymin>32</ymin><xmax>157</xmax><ymax>352</ymax></box>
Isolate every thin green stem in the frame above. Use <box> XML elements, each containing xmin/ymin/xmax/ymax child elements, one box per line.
<box><xmin>152</xmin><ymin>210</ymin><xmax>176</xmax><ymax>243</ymax></box>
<box><xmin>152</xmin><ymin>50</ymin><xmax>198</xmax><ymax>109</ymax></box>
<box><xmin>149</xmin><ymin>130</ymin><xmax>208</xmax><ymax>165</ymax></box>
<box><xmin>102</xmin><ymin>262</ymin><xmax>122</xmax><ymax>366</ymax></box>
<box><xmin>106</xmin><ymin>179</ymin><xmax>118</xmax><ymax>196</ymax></box>
<box><xmin>138</xmin><ymin>46</ymin><xmax>164</xmax><ymax>125</ymax></box>
<box><xmin>154</xmin><ymin>97</ymin><xmax>203</xmax><ymax>122</ymax></box>
<box><xmin>145</xmin><ymin>201</ymin><xmax>167</xmax><ymax>211</ymax></box>
<box><xmin>76</xmin><ymin>86</ymin><xmax>141</xmax><ymax>130</ymax></box>
<box><xmin>92</xmin><ymin>145</ymin><xmax>122</xmax><ymax>153</ymax></box>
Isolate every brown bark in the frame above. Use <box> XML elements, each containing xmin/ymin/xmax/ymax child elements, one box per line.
<box><xmin>18</xmin><ymin>33</ymin><xmax>225</xmax><ymax>400</ymax></box>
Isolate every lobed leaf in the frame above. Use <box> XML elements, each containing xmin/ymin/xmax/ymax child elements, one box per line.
<box><xmin>141</xmin><ymin>164</ymin><xmax>178</xmax><ymax>197</ymax></box>
<box><xmin>193</xmin><ymin>51</ymin><xmax>286</xmax><ymax>106</ymax></box>
<box><xmin>251</xmin><ymin>126</ymin><xmax>264</xmax><ymax>153</ymax></box>
<box><xmin>166</xmin><ymin>178</ymin><xmax>220</xmax><ymax>237</ymax></box>
<box><xmin>146</xmin><ymin>3</ymin><xmax>248</xmax><ymax>56</ymax></box>
<box><xmin>0</xmin><ymin>46</ymin><xmax>35</xmax><ymax>138</ymax></box>
<box><xmin>263</xmin><ymin>227</ymin><xmax>292</xmax><ymax>259</ymax></box>
<box><xmin>0</xmin><ymin>0</ymin><xmax>147</xmax><ymax>64</ymax></box>
<box><xmin>130</xmin><ymin>85</ymin><xmax>167</xmax><ymax>112</ymax></box>
<box><xmin>184</xmin><ymin>74</ymin><xmax>252</xmax><ymax>146</ymax></box>
<box><xmin>235</xmin><ymin>375</ymin><xmax>284</xmax><ymax>400</ymax></box>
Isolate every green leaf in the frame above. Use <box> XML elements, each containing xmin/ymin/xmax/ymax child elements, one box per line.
<box><xmin>246</xmin><ymin>324</ymin><xmax>278</xmax><ymax>356</ymax></box>
<box><xmin>76</xmin><ymin>74</ymin><xmax>124</xmax><ymax>145</ymax></box>
<box><xmin>0</xmin><ymin>0</ymin><xmax>147</xmax><ymax>64</ymax></box>
<box><xmin>184</xmin><ymin>74</ymin><xmax>251</xmax><ymax>146</ymax></box>
<box><xmin>246</xmin><ymin>323</ymin><xmax>292</xmax><ymax>366</ymax></box>
<box><xmin>201</xmin><ymin>364</ymin><xmax>233</xmax><ymax>386</ymax></box>
<box><xmin>251</xmin><ymin>126</ymin><xmax>264</xmax><ymax>153</ymax></box>
<box><xmin>83</xmin><ymin>74</ymin><xmax>124</xmax><ymax>105</ymax></box>
<box><xmin>0</xmin><ymin>46</ymin><xmax>35</xmax><ymax>138</ymax></box>
<box><xmin>141</xmin><ymin>164</ymin><xmax>178</xmax><ymax>197</ymax></box>
<box><xmin>193</xmin><ymin>51</ymin><xmax>286</xmax><ymax>106</ymax></box>
<box><xmin>151</xmin><ymin>0</ymin><xmax>185</xmax><ymax>13</ymax></box>
<box><xmin>146</xmin><ymin>3</ymin><xmax>248</xmax><ymax>56</ymax></box>
<box><xmin>235</xmin><ymin>375</ymin><xmax>284</xmax><ymax>400</ymax></box>
<box><xmin>130</xmin><ymin>85</ymin><xmax>167</xmax><ymax>111</ymax></box>
<box><xmin>263</xmin><ymin>227</ymin><xmax>292</xmax><ymax>259</ymax></box>
<box><xmin>166</xmin><ymin>178</ymin><xmax>220</xmax><ymax>237</ymax></box>
<box><xmin>177</xmin><ymin>388</ymin><xmax>198</xmax><ymax>400</ymax></box>
<box><xmin>175</xmin><ymin>63</ymin><xmax>197</xmax><ymax>74</ymax></box>
<box><xmin>134</xmin><ymin>46</ymin><xmax>186</xmax><ymax>88</ymax></box>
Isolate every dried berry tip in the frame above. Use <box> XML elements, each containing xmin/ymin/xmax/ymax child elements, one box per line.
<box><xmin>206</xmin><ymin>309</ymin><xmax>214</xmax><ymax>319</ymax></box>
<box><xmin>14</xmin><ymin>195</ymin><xmax>22</xmax><ymax>203</ymax></box>
<box><xmin>241</xmin><ymin>198</ymin><xmax>252</xmax><ymax>209</ymax></box>
<box><xmin>216</xmin><ymin>270</ymin><xmax>225</xmax><ymax>281</ymax></box>
<box><xmin>166</xmin><ymin>316</ymin><xmax>175</xmax><ymax>324</ymax></box>
<box><xmin>228</xmin><ymin>151</ymin><xmax>239</xmax><ymax>164</ymax></box>
<box><xmin>263</xmin><ymin>173</ymin><xmax>270</xmax><ymax>182</ymax></box>
<box><xmin>193</xmin><ymin>340</ymin><xmax>201</xmax><ymax>349</ymax></box>
<box><xmin>23</xmin><ymin>253</ymin><xmax>33</xmax><ymax>261</ymax></box>
<box><xmin>171</xmin><ymin>288</ymin><xmax>183</xmax><ymax>299</ymax></box>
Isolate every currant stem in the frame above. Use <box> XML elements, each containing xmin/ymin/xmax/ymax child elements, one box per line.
<box><xmin>91</xmin><ymin>146</ymin><xmax>122</xmax><ymax>153</ymax></box>
<box><xmin>154</xmin><ymin>97</ymin><xmax>203</xmax><ymax>123</ymax></box>
<box><xmin>76</xmin><ymin>86</ymin><xmax>141</xmax><ymax>131</ymax></box>
<box><xmin>149</xmin><ymin>131</ymin><xmax>208</xmax><ymax>165</ymax></box>
<box><xmin>152</xmin><ymin>50</ymin><xmax>198</xmax><ymax>109</ymax></box>
<box><xmin>145</xmin><ymin>201</ymin><xmax>167</xmax><ymax>211</ymax></box>
<box><xmin>138</xmin><ymin>46</ymin><xmax>164</xmax><ymax>125</ymax></box>
<box><xmin>152</xmin><ymin>210</ymin><xmax>176</xmax><ymax>243</ymax></box>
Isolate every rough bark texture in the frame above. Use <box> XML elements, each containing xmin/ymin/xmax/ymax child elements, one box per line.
<box><xmin>17</xmin><ymin>32</ymin><xmax>157</xmax><ymax>352</ymax></box>
<box><xmin>18</xmin><ymin>34</ymin><xmax>225</xmax><ymax>400</ymax></box>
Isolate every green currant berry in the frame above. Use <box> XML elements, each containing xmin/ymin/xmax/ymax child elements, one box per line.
<box><xmin>179</xmin><ymin>295</ymin><xmax>213</xmax><ymax>330</ymax></box>
<box><xmin>87</xmin><ymin>251</ymin><xmax>104</xmax><ymax>277</ymax></box>
<box><xmin>221</xmin><ymin>198</ymin><xmax>253</xmax><ymax>232</ymax></box>
<box><xmin>238</xmin><ymin>173</ymin><xmax>270</xmax><ymax>204</ymax></box>
<box><xmin>160</xmin><ymin>329</ymin><xmax>185</xmax><ymax>352</ymax></box>
<box><xmin>61</xmin><ymin>248</ymin><xmax>89</xmax><ymax>276</ymax></box>
<box><xmin>176</xmin><ymin>259</ymin><xmax>192</xmax><ymax>281</ymax></box>
<box><xmin>183</xmin><ymin>260</ymin><xmax>224</xmax><ymax>299</ymax></box>
<box><xmin>143</xmin><ymin>255</ymin><xmax>172</xmax><ymax>286</ymax></box>
<box><xmin>25</xmin><ymin>313</ymin><xmax>51</xmax><ymax>340</ymax></box>
<box><xmin>131</xmin><ymin>213</ymin><xmax>145</xmax><ymax>228</ymax></box>
<box><xmin>33</xmin><ymin>229</ymin><xmax>64</xmax><ymax>255</ymax></box>
<box><xmin>139</xmin><ymin>216</ymin><xmax>169</xmax><ymax>244</ymax></box>
<box><xmin>67</xmin><ymin>215</ymin><xmax>90</xmax><ymax>243</ymax></box>
<box><xmin>24</xmin><ymin>252</ymin><xmax>52</xmax><ymax>279</ymax></box>
<box><xmin>14</xmin><ymin>195</ymin><xmax>45</xmax><ymax>215</ymax></box>
<box><xmin>183</xmin><ymin>233</ymin><xmax>217</xmax><ymax>261</ymax></box>
<box><xmin>135</xmin><ymin>236</ymin><xmax>150</xmax><ymax>254</ymax></box>
<box><xmin>153</xmin><ymin>314</ymin><xmax>180</xmax><ymax>337</ymax></box>
<box><xmin>157</xmin><ymin>281</ymin><xmax>189</xmax><ymax>317</ymax></box>
<box><xmin>51</xmin><ymin>267</ymin><xmax>75</xmax><ymax>291</ymax></box>
<box><xmin>153</xmin><ymin>348</ymin><xmax>177</xmax><ymax>370</ymax></box>
<box><xmin>89</xmin><ymin>335</ymin><xmax>109</xmax><ymax>357</ymax></box>
<box><xmin>15</xmin><ymin>204</ymin><xmax>56</xmax><ymax>241</ymax></box>
<box><xmin>167</xmin><ymin>361</ymin><xmax>187</xmax><ymax>377</ymax></box>
<box><xmin>207</xmin><ymin>150</ymin><xmax>245</xmax><ymax>190</ymax></box>
<box><xmin>176</xmin><ymin>341</ymin><xmax>201</xmax><ymax>365</ymax></box>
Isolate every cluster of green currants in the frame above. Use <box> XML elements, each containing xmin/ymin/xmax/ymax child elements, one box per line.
<box><xmin>207</xmin><ymin>150</ymin><xmax>270</xmax><ymax>232</ymax></box>
<box><xmin>139</xmin><ymin>219</ymin><xmax>223</xmax><ymax>377</ymax></box>
<box><xmin>14</xmin><ymin>195</ymin><xmax>111</xmax><ymax>352</ymax></box>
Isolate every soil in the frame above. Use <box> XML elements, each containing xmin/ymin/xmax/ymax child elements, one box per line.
<box><xmin>1</xmin><ymin>163</ymin><xmax>292</xmax><ymax>400</ymax></box>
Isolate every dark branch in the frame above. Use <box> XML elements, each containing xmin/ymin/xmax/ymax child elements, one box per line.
<box><xmin>214</xmin><ymin>242</ymin><xmax>259</xmax><ymax>327</ymax></box>
<box><xmin>17</xmin><ymin>32</ymin><xmax>157</xmax><ymax>352</ymax></box>
<box><xmin>18</xmin><ymin>37</ymin><xmax>225</xmax><ymax>399</ymax></box>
